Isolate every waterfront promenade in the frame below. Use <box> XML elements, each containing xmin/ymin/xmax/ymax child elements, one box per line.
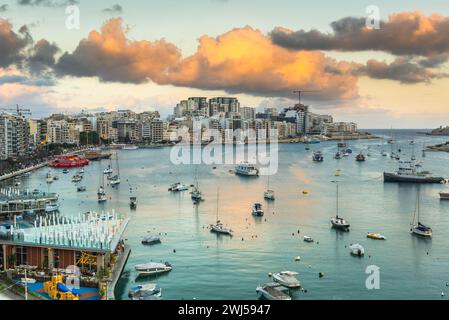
<box><xmin>107</xmin><ymin>245</ymin><xmax>131</xmax><ymax>300</ymax></box>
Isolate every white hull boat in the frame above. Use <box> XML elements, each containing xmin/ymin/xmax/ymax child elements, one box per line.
<box><xmin>349</xmin><ymin>243</ymin><xmax>365</xmax><ymax>257</ymax></box>
<box><xmin>272</xmin><ymin>271</ymin><xmax>300</xmax><ymax>288</ymax></box>
<box><xmin>256</xmin><ymin>283</ymin><xmax>291</xmax><ymax>300</ymax></box>
<box><xmin>135</xmin><ymin>262</ymin><xmax>172</xmax><ymax>276</ymax></box>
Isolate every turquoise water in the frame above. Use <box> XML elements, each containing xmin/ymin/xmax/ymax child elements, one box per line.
<box><xmin>5</xmin><ymin>129</ymin><xmax>449</xmax><ymax>300</ymax></box>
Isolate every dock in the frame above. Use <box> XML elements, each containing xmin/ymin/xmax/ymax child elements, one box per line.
<box><xmin>106</xmin><ymin>244</ymin><xmax>131</xmax><ymax>300</ymax></box>
<box><xmin>0</xmin><ymin>188</ymin><xmax>58</xmax><ymax>219</ymax></box>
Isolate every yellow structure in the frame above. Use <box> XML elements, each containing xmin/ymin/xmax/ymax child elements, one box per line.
<box><xmin>43</xmin><ymin>275</ymin><xmax>80</xmax><ymax>300</ymax></box>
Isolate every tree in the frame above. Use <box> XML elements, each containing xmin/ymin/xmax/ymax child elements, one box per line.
<box><xmin>79</xmin><ymin>131</ymin><xmax>100</xmax><ymax>145</ymax></box>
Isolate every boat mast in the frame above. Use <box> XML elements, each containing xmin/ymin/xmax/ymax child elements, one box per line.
<box><xmin>216</xmin><ymin>187</ymin><xmax>219</xmax><ymax>222</ymax></box>
<box><xmin>116</xmin><ymin>152</ymin><xmax>120</xmax><ymax>178</ymax></box>
<box><xmin>336</xmin><ymin>183</ymin><xmax>339</xmax><ymax>218</ymax></box>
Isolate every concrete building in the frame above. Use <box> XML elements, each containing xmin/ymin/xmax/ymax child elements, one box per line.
<box><xmin>208</xmin><ymin>97</ymin><xmax>240</xmax><ymax>117</ymax></box>
<box><xmin>0</xmin><ymin>113</ymin><xmax>30</xmax><ymax>160</ymax></box>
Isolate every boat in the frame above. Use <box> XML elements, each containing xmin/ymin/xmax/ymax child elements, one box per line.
<box><xmin>122</xmin><ymin>145</ymin><xmax>139</xmax><ymax>150</ymax></box>
<box><xmin>98</xmin><ymin>194</ymin><xmax>107</xmax><ymax>203</ymax></box>
<box><xmin>263</xmin><ymin>175</ymin><xmax>275</xmax><ymax>201</ymax></box>
<box><xmin>334</xmin><ymin>151</ymin><xmax>343</xmax><ymax>159</ymax></box>
<box><xmin>337</xmin><ymin>142</ymin><xmax>347</xmax><ymax>148</ymax></box>
<box><xmin>439</xmin><ymin>192</ymin><xmax>449</xmax><ymax>200</ymax></box>
<box><xmin>252</xmin><ymin>203</ymin><xmax>264</xmax><ymax>217</ymax></box>
<box><xmin>256</xmin><ymin>283</ymin><xmax>291</xmax><ymax>301</ymax></box>
<box><xmin>71</xmin><ymin>174</ymin><xmax>82</xmax><ymax>182</ymax></box>
<box><xmin>109</xmin><ymin>153</ymin><xmax>121</xmax><ymax>186</ymax></box>
<box><xmin>77</xmin><ymin>186</ymin><xmax>86</xmax><ymax>192</ymax></box>
<box><xmin>168</xmin><ymin>182</ymin><xmax>188</xmax><ymax>192</ymax></box>
<box><xmin>46</xmin><ymin>172</ymin><xmax>53</xmax><ymax>184</ymax></box>
<box><xmin>330</xmin><ymin>183</ymin><xmax>350</xmax><ymax>231</ymax></box>
<box><xmin>356</xmin><ymin>152</ymin><xmax>366</xmax><ymax>162</ymax></box>
<box><xmin>130</xmin><ymin>196</ymin><xmax>137</xmax><ymax>208</ymax></box>
<box><xmin>384</xmin><ymin>160</ymin><xmax>444</xmax><ymax>183</ymax></box>
<box><xmin>78</xmin><ymin>168</ymin><xmax>84</xmax><ymax>174</ymax></box>
<box><xmin>142</xmin><ymin>235</ymin><xmax>162</xmax><ymax>245</ymax></box>
<box><xmin>62</xmin><ymin>169</ymin><xmax>69</xmax><ymax>174</ymax></box>
<box><xmin>349</xmin><ymin>243</ymin><xmax>365</xmax><ymax>257</ymax></box>
<box><xmin>103</xmin><ymin>167</ymin><xmax>113</xmax><ymax>175</ymax></box>
<box><xmin>410</xmin><ymin>188</ymin><xmax>432</xmax><ymax>237</ymax></box>
<box><xmin>210</xmin><ymin>188</ymin><xmax>233</xmax><ymax>236</ymax></box>
<box><xmin>191</xmin><ymin>167</ymin><xmax>203</xmax><ymax>204</ymax></box>
<box><xmin>128</xmin><ymin>283</ymin><xmax>162</xmax><ymax>300</ymax></box>
<box><xmin>235</xmin><ymin>162</ymin><xmax>259</xmax><ymax>176</ymax></box>
<box><xmin>312</xmin><ymin>151</ymin><xmax>324</xmax><ymax>162</ymax></box>
<box><xmin>97</xmin><ymin>186</ymin><xmax>105</xmax><ymax>196</ymax></box>
<box><xmin>135</xmin><ymin>262</ymin><xmax>172</xmax><ymax>276</ymax></box>
<box><xmin>45</xmin><ymin>202</ymin><xmax>59</xmax><ymax>213</ymax></box>
<box><xmin>303</xmin><ymin>236</ymin><xmax>314</xmax><ymax>243</ymax></box>
<box><xmin>272</xmin><ymin>271</ymin><xmax>300</xmax><ymax>288</ymax></box>
<box><xmin>48</xmin><ymin>154</ymin><xmax>89</xmax><ymax>168</ymax></box>
<box><xmin>367</xmin><ymin>232</ymin><xmax>386</xmax><ymax>240</ymax></box>
<box><xmin>344</xmin><ymin>147</ymin><xmax>353</xmax><ymax>154</ymax></box>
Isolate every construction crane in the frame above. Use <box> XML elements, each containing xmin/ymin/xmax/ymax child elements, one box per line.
<box><xmin>0</xmin><ymin>104</ymin><xmax>32</xmax><ymax>117</ymax></box>
<box><xmin>292</xmin><ymin>90</ymin><xmax>320</xmax><ymax>106</ymax></box>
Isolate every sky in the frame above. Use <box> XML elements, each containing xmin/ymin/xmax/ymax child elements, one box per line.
<box><xmin>1</xmin><ymin>0</ymin><xmax>449</xmax><ymax>128</ymax></box>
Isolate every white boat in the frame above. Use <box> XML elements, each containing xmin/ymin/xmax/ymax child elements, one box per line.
<box><xmin>46</xmin><ymin>172</ymin><xmax>53</xmax><ymax>184</ymax></box>
<box><xmin>272</xmin><ymin>271</ymin><xmax>300</xmax><ymax>288</ymax></box>
<box><xmin>256</xmin><ymin>283</ymin><xmax>291</xmax><ymax>300</ymax></box>
<box><xmin>251</xmin><ymin>203</ymin><xmax>264</xmax><ymax>217</ymax></box>
<box><xmin>78</xmin><ymin>168</ymin><xmax>85</xmax><ymax>174</ymax></box>
<box><xmin>135</xmin><ymin>262</ymin><xmax>172</xmax><ymax>276</ymax></box>
<box><xmin>45</xmin><ymin>202</ymin><xmax>59</xmax><ymax>213</ymax></box>
<box><xmin>367</xmin><ymin>232</ymin><xmax>386</xmax><ymax>240</ymax></box>
<box><xmin>210</xmin><ymin>188</ymin><xmax>233</xmax><ymax>236</ymax></box>
<box><xmin>264</xmin><ymin>176</ymin><xmax>275</xmax><ymax>200</ymax></box>
<box><xmin>142</xmin><ymin>235</ymin><xmax>161</xmax><ymax>245</ymax></box>
<box><xmin>98</xmin><ymin>194</ymin><xmax>107</xmax><ymax>203</ymax></box>
<box><xmin>235</xmin><ymin>162</ymin><xmax>259</xmax><ymax>176</ymax></box>
<box><xmin>411</xmin><ymin>188</ymin><xmax>432</xmax><ymax>237</ymax></box>
<box><xmin>330</xmin><ymin>183</ymin><xmax>350</xmax><ymax>231</ymax></box>
<box><xmin>103</xmin><ymin>167</ymin><xmax>113</xmax><ymax>175</ymax></box>
<box><xmin>110</xmin><ymin>176</ymin><xmax>121</xmax><ymax>186</ymax></box>
<box><xmin>191</xmin><ymin>167</ymin><xmax>203</xmax><ymax>203</ymax></box>
<box><xmin>122</xmin><ymin>145</ymin><xmax>139</xmax><ymax>150</ymax></box>
<box><xmin>349</xmin><ymin>243</ymin><xmax>365</xmax><ymax>256</ymax></box>
<box><xmin>303</xmin><ymin>236</ymin><xmax>314</xmax><ymax>243</ymax></box>
<box><xmin>72</xmin><ymin>174</ymin><xmax>82</xmax><ymax>182</ymax></box>
<box><xmin>128</xmin><ymin>283</ymin><xmax>162</xmax><ymax>300</ymax></box>
<box><xmin>97</xmin><ymin>186</ymin><xmax>105</xmax><ymax>196</ymax></box>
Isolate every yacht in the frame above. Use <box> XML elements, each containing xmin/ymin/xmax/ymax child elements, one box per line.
<box><xmin>251</xmin><ymin>203</ymin><xmax>264</xmax><ymax>217</ymax></box>
<box><xmin>191</xmin><ymin>167</ymin><xmax>203</xmax><ymax>204</ymax></box>
<box><xmin>142</xmin><ymin>235</ymin><xmax>162</xmax><ymax>245</ymax></box>
<box><xmin>330</xmin><ymin>183</ymin><xmax>350</xmax><ymax>231</ymax></box>
<box><xmin>384</xmin><ymin>160</ymin><xmax>444</xmax><ymax>183</ymax></box>
<box><xmin>410</xmin><ymin>188</ymin><xmax>432</xmax><ymax>237</ymax></box>
<box><xmin>256</xmin><ymin>283</ymin><xmax>291</xmax><ymax>300</ymax></box>
<box><xmin>235</xmin><ymin>162</ymin><xmax>259</xmax><ymax>176</ymax></box>
<box><xmin>110</xmin><ymin>175</ymin><xmax>121</xmax><ymax>186</ymax></box>
<box><xmin>135</xmin><ymin>262</ymin><xmax>172</xmax><ymax>276</ymax></box>
<box><xmin>312</xmin><ymin>151</ymin><xmax>324</xmax><ymax>162</ymax></box>
<box><xmin>97</xmin><ymin>186</ymin><xmax>105</xmax><ymax>196</ymax></box>
<box><xmin>103</xmin><ymin>166</ymin><xmax>113</xmax><ymax>175</ymax></box>
<box><xmin>98</xmin><ymin>193</ymin><xmax>107</xmax><ymax>203</ymax></box>
<box><xmin>367</xmin><ymin>232</ymin><xmax>386</xmax><ymax>240</ymax></box>
<box><xmin>272</xmin><ymin>271</ymin><xmax>300</xmax><ymax>288</ymax></box>
<box><xmin>349</xmin><ymin>243</ymin><xmax>365</xmax><ymax>257</ymax></box>
<box><xmin>45</xmin><ymin>202</ymin><xmax>60</xmax><ymax>213</ymax></box>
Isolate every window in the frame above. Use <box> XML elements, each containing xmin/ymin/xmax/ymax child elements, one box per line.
<box><xmin>15</xmin><ymin>246</ymin><xmax>27</xmax><ymax>266</ymax></box>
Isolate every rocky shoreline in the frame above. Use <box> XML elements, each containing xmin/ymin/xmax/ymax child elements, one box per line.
<box><xmin>426</xmin><ymin>142</ymin><xmax>449</xmax><ymax>152</ymax></box>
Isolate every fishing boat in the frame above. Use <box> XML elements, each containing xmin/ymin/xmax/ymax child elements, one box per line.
<box><xmin>349</xmin><ymin>243</ymin><xmax>365</xmax><ymax>257</ymax></box>
<box><xmin>312</xmin><ymin>151</ymin><xmax>324</xmax><ymax>162</ymax></box>
<box><xmin>263</xmin><ymin>175</ymin><xmax>275</xmax><ymax>200</ymax></box>
<box><xmin>439</xmin><ymin>192</ymin><xmax>449</xmax><ymax>200</ymax></box>
<box><xmin>141</xmin><ymin>235</ymin><xmax>161</xmax><ymax>245</ymax></box>
<box><xmin>303</xmin><ymin>236</ymin><xmax>314</xmax><ymax>243</ymax></box>
<box><xmin>410</xmin><ymin>188</ymin><xmax>432</xmax><ymax>237</ymax></box>
<box><xmin>135</xmin><ymin>262</ymin><xmax>172</xmax><ymax>276</ymax></box>
<box><xmin>356</xmin><ymin>152</ymin><xmax>366</xmax><ymax>162</ymax></box>
<box><xmin>384</xmin><ymin>160</ymin><xmax>444</xmax><ymax>183</ymax></box>
<box><xmin>252</xmin><ymin>203</ymin><xmax>264</xmax><ymax>217</ymax></box>
<box><xmin>256</xmin><ymin>283</ymin><xmax>291</xmax><ymax>301</ymax></box>
<box><xmin>235</xmin><ymin>162</ymin><xmax>259</xmax><ymax>176</ymax></box>
<box><xmin>272</xmin><ymin>271</ymin><xmax>300</xmax><ymax>288</ymax></box>
<box><xmin>367</xmin><ymin>232</ymin><xmax>386</xmax><ymax>240</ymax></box>
<box><xmin>128</xmin><ymin>284</ymin><xmax>162</xmax><ymax>300</ymax></box>
<box><xmin>210</xmin><ymin>188</ymin><xmax>233</xmax><ymax>236</ymax></box>
<box><xmin>130</xmin><ymin>196</ymin><xmax>137</xmax><ymax>208</ymax></box>
<box><xmin>330</xmin><ymin>183</ymin><xmax>350</xmax><ymax>231</ymax></box>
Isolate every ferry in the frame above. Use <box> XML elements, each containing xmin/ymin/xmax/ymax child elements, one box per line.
<box><xmin>235</xmin><ymin>162</ymin><xmax>259</xmax><ymax>176</ymax></box>
<box><xmin>48</xmin><ymin>154</ymin><xmax>89</xmax><ymax>168</ymax></box>
<box><xmin>384</xmin><ymin>160</ymin><xmax>444</xmax><ymax>183</ymax></box>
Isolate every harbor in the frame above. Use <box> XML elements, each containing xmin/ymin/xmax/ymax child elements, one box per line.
<box><xmin>1</xmin><ymin>129</ymin><xmax>449</xmax><ymax>300</ymax></box>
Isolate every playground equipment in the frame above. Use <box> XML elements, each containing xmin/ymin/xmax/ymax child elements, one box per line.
<box><xmin>44</xmin><ymin>275</ymin><xmax>80</xmax><ymax>300</ymax></box>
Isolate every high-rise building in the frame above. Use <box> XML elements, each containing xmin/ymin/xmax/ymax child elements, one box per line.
<box><xmin>208</xmin><ymin>97</ymin><xmax>240</xmax><ymax>117</ymax></box>
<box><xmin>240</xmin><ymin>107</ymin><xmax>256</xmax><ymax>120</ymax></box>
<box><xmin>0</xmin><ymin>113</ymin><xmax>30</xmax><ymax>160</ymax></box>
<box><xmin>150</xmin><ymin>119</ymin><xmax>164</xmax><ymax>142</ymax></box>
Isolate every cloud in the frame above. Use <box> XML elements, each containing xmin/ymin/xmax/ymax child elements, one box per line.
<box><xmin>17</xmin><ymin>0</ymin><xmax>78</xmax><ymax>7</ymax></box>
<box><xmin>0</xmin><ymin>74</ymin><xmax>55</xmax><ymax>86</ymax></box>
<box><xmin>28</xmin><ymin>39</ymin><xmax>60</xmax><ymax>74</ymax></box>
<box><xmin>55</xmin><ymin>18</ymin><xmax>181</xmax><ymax>84</ymax></box>
<box><xmin>102</xmin><ymin>4</ymin><xmax>123</xmax><ymax>14</ymax></box>
<box><xmin>0</xmin><ymin>4</ymin><xmax>8</xmax><ymax>12</ymax></box>
<box><xmin>0</xmin><ymin>19</ymin><xmax>32</xmax><ymax>68</ymax></box>
<box><xmin>356</xmin><ymin>58</ymin><xmax>448</xmax><ymax>84</ymax></box>
<box><xmin>271</xmin><ymin>12</ymin><xmax>449</xmax><ymax>57</ymax></box>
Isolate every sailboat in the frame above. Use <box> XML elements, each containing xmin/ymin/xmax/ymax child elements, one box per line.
<box><xmin>103</xmin><ymin>157</ymin><xmax>113</xmax><ymax>175</ymax></box>
<box><xmin>191</xmin><ymin>166</ymin><xmax>203</xmax><ymax>204</ymax></box>
<box><xmin>110</xmin><ymin>153</ymin><xmax>121</xmax><ymax>186</ymax></box>
<box><xmin>410</xmin><ymin>188</ymin><xmax>432</xmax><ymax>237</ymax></box>
<box><xmin>264</xmin><ymin>175</ymin><xmax>275</xmax><ymax>200</ymax></box>
<box><xmin>97</xmin><ymin>163</ymin><xmax>107</xmax><ymax>202</ymax></box>
<box><xmin>330</xmin><ymin>183</ymin><xmax>350</xmax><ymax>231</ymax></box>
<box><xmin>210</xmin><ymin>188</ymin><xmax>233</xmax><ymax>236</ymax></box>
<box><xmin>387</xmin><ymin>127</ymin><xmax>395</xmax><ymax>144</ymax></box>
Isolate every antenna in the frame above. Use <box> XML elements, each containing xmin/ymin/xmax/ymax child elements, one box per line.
<box><xmin>292</xmin><ymin>90</ymin><xmax>319</xmax><ymax>105</ymax></box>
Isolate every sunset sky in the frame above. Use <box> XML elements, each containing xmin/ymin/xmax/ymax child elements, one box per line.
<box><xmin>1</xmin><ymin>0</ymin><xmax>449</xmax><ymax>128</ymax></box>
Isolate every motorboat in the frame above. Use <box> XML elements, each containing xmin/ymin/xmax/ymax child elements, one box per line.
<box><xmin>334</xmin><ymin>152</ymin><xmax>343</xmax><ymax>159</ymax></box>
<box><xmin>46</xmin><ymin>172</ymin><xmax>53</xmax><ymax>184</ymax></box>
<box><xmin>264</xmin><ymin>190</ymin><xmax>275</xmax><ymax>201</ymax></box>
<box><xmin>62</xmin><ymin>169</ymin><xmax>69</xmax><ymax>174</ymax></box>
<box><xmin>210</xmin><ymin>221</ymin><xmax>233</xmax><ymax>236</ymax></box>
<box><xmin>356</xmin><ymin>152</ymin><xmax>366</xmax><ymax>162</ymax></box>
<box><xmin>72</xmin><ymin>174</ymin><xmax>82</xmax><ymax>182</ymax></box>
<box><xmin>168</xmin><ymin>182</ymin><xmax>188</xmax><ymax>192</ymax></box>
<box><xmin>130</xmin><ymin>196</ymin><xmax>137</xmax><ymax>209</ymax></box>
<box><xmin>142</xmin><ymin>235</ymin><xmax>161</xmax><ymax>245</ymax></box>
<box><xmin>384</xmin><ymin>160</ymin><xmax>444</xmax><ymax>183</ymax></box>
<box><xmin>312</xmin><ymin>151</ymin><xmax>324</xmax><ymax>162</ymax></box>
<box><xmin>367</xmin><ymin>232</ymin><xmax>386</xmax><ymax>240</ymax></box>
<box><xmin>135</xmin><ymin>262</ymin><xmax>172</xmax><ymax>276</ymax></box>
<box><xmin>349</xmin><ymin>243</ymin><xmax>365</xmax><ymax>256</ymax></box>
<box><xmin>272</xmin><ymin>271</ymin><xmax>300</xmax><ymax>288</ymax></box>
<box><xmin>45</xmin><ymin>202</ymin><xmax>59</xmax><ymax>213</ymax></box>
<box><xmin>252</xmin><ymin>203</ymin><xmax>264</xmax><ymax>217</ymax></box>
<box><xmin>411</xmin><ymin>188</ymin><xmax>432</xmax><ymax>237</ymax></box>
<box><xmin>235</xmin><ymin>162</ymin><xmax>259</xmax><ymax>176</ymax></box>
<box><xmin>98</xmin><ymin>194</ymin><xmax>107</xmax><ymax>203</ymax></box>
<box><xmin>256</xmin><ymin>283</ymin><xmax>291</xmax><ymax>301</ymax></box>
<box><xmin>303</xmin><ymin>236</ymin><xmax>314</xmax><ymax>243</ymax></box>
<box><xmin>128</xmin><ymin>283</ymin><xmax>162</xmax><ymax>300</ymax></box>
<box><xmin>77</xmin><ymin>186</ymin><xmax>86</xmax><ymax>192</ymax></box>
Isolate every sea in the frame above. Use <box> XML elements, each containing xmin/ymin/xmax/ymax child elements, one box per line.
<box><xmin>4</xmin><ymin>129</ymin><xmax>449</xmax><ymax>300</ymax></box>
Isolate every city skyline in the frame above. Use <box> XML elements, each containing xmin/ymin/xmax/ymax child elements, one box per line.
<box><xmin>1</xmin><ymin>1</ymin><xmax>449</xmax><ymax>128</ymax></box>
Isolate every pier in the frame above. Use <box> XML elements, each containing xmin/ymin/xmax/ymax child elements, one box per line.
<box><xmin>106</xmin><ymin>244</ymin><xmax>131</xmax><ymax>300</ymax></box>
<box><xmin>0</xmin><ymin>162</ymin><xmax>48</xmax><ymax>182</ymax></box>
<box><xmin>0</xmin><ymin>188</ymin><xmax>58</xmax><ymax>219</ymax></box>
